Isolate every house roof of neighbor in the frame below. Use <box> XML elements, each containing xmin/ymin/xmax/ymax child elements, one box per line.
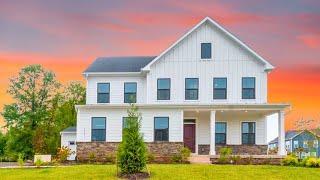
<box><xmin>84</xmin><ymin>56</ymin><xmax>156</xmax><ymax>73</ymax></box>
<box><xmin>61</xmin><ymin>126</ymin><xmax>76</xmax><ymax>133</ymax></box>
<box><xmin>269</xmin><ymin>129</ymin><xmax>320</xmax><ymax>144</ymax></box>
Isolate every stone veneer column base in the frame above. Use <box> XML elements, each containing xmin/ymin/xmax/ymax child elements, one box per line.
<box><xmin>77</xmin><ymin>142</ymin><xmax>184</xmax><ymax>162</ymax></box>
<box><xmin>198</xmin><ymin>144</ymin><xmax>268</xmax><ymax>155</ymax></box>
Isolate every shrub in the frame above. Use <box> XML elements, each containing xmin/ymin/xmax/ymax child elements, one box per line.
<box><xmin>105</xmin><ymin>153</ymin><xmax>116</xmax><ymax>164</ymax></box>
<box><xmin>299</xmin><ymin>157</ymin><xmax>309</xmax><ymax>167</ymax></box>
<box><xmin>282</xmin><ymin>155</ymin><xmax>298</xmax><ymax>166</ymax></box>
<box><xmin>88</xmin><ymin>152</ymin><xmax>96</xmax><ymax>163</ymax></box>
<box><xmin>231</xmin><ymin>155</ymin><xmax>241</xmax><ymax>164</ymax></box>
<box><xmin>17</xmin><ymin>154</ymin><xmax>24</xmax><ymax>167</ymax></box>
<box><xmin>35</xmin><ymin>158</ymin><xmax>43</xmax><ymax>167</ymax></box>
<box><xmin>171</xmin><ymin>154</ymin><xmax>183</xmax><ymax>163</ymax></box>
<box><xmin>147</xmin><ymin>152</ymin><xmax>155</xmax><ymax>163</ymax></box>
<box><xmin>117</xmin><ymin>103</ymin><xmax>147</xmax><ymax>175</ymax></box>
<box><xmin>56</xmin><ymin>146</ymin><xmax>73</xmax><ymax>163</ymax></box>
<box><xmin>306</xmin><ymin>158</ymin><xmax>319</xmax><ymax>167</ymax></box>
<box><xmin>218</xmin><ymin>147</ymin><xmax>232</xmax><ymax>164</ymax></box>
<box><xmin>180</xmin><ymin>147</ymin><xmax>191</xmax><ymax>162</ymax></box>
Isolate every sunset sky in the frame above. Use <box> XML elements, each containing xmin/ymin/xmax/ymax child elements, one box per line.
<box><xmin>1</xmin><ymin>0</ymin><xmax>320</xmax><ymax>134</ymax></box>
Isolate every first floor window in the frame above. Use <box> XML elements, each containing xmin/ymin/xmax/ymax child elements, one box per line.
<box><xmin>242</xmin><ymin>122</ymin><xmax>255</xmax><ymax>145</ymax></box>
<box><xmin>185</xmin><ymin>78</ymin><xmax>199</xmax><ymax>100</ymax></box>
<box><xmin>213</xmin><ymin>78</ymin><xmax>227</xmax><ymax>99</ymax></box>
<box><xmin>242</xmin><ymin>77</ymin><xmax>255</xmax><ymax>99</ymax></box>
<box><xmin>92</xmin><ymin>117</ymin><xmax>106</xmax><ymax>141</ymax></box>
<box><xmin>157</xmin><ymin>78</ymin><xmax>170</xmax><ymax>100</ymax></box>
<box><xmin>69</xmin><ymin>141</ymin><xmax>75</xmax><ymax>145</ymax></box>
<box><xmin>124</xmin><ymin>82</ymin><xmax>137</xmax><ymax>103</ymax></box>
<box><xmin>303</xmin><ymin>141</ymin><xmax>308</xmax><ymax>148</ymax></box>
<box><xmin>154</xmin><ymin>117</ymin><xmax>169</xmax><ymax>141</ymax></box>
<box><xmin>97</xmin><ymin>83</ymin><xmax>110</xmax><ymax>103</ymax></box>
<box><xmin>215</xmin><ymin>122</ymin><xmax>226</xmax><ymax>144</ymax></box>
<box><xmin>294</xmin><ymin>141</ymin><xmax>299</xmax><ymax>148</ymax></box>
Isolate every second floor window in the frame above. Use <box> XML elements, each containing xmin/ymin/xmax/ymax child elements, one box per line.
<box><xmin>92</xmin><ymin>117</ymin><xmax>106</xmax><ymax>141</ymax></box>
<box><xmin>294</xmin><ymin>141</ymin><xmax>299</xmax><ymax>149</ymax></box>
<box><xmin>215</xmin><ymin>122</ymin><xmax>226</xmax><ymax>145</ymax></box>
<box><xmin>213</xmin><ymin>78</ymin><xmax>227</xmax><ymax>99</ymax></box>
<box><xmin>157</xmin><ymin>78</ymin><xmax>170</xmax><ymax>100</ymax></box>
<box><xmin>124</xmin><ymin>82</ymin><xmax>137</xmax><ymax>103</ymax></box>
<box><xmin>303</xmin><ymin>141</ymin><xmax>308</xmax><ymax>148</ymax></box>
<box><xmin>97</xmin><ymin>83</ymin><xmax>110</xmax><ymax>103</ymax></box>
<box><xmin>185</xmin><ymin>78</ymin><xmax>199</xmax><ymax>100</ymax></box>
<box><xmin>242</xmin><ymin>122</ymin><xmax>255</xmax><ymax>145</ymax></box>
<box><xmin>242</xmin><ymin>77</ymin><xmax>255</xmax><ymax>99</ymax></box>
<box><xmin>201</xmin><ymin>43</ymin><xmax>212</xmax><ymax>59</ymax></box>
<box><xmin>314</xmin><ymin>140</ymin><xmax>318</xmax><ymax>148</ymax></box>
<box><xmin>154</xmin><ymin>117</ymin><xmax>169</xmax><ymax>141</ymax></box>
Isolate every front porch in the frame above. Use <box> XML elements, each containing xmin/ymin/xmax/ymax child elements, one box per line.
<box><xmin>182</xmin><ymin>105</ymin><xmax>287</xmax><ymax>156</ymax></box>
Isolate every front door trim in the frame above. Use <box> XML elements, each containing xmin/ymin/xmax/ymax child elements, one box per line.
<box><xmin>184</xmin><ymin>117</ymin><xmax>198</xmax><ymax>154</ymax></box>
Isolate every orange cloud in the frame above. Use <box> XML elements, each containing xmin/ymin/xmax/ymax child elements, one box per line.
<box><xmin>297</xmin><ymin>34</ymin><xmax>320</xmax><ymax>49</ymax></box>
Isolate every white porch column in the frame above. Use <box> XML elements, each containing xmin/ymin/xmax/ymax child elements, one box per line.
<box><xmin>210</xmin><ymin>110</ymin><xmax>216</xmax><ymax>155</ymax></box>
<box><xmin>278</xmin><ymin>110</ymin><xmax>286</xmax><ymax>156</ymax></box>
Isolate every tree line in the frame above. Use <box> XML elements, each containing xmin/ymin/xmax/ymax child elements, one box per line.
<box><xmin>0</xmin><ymin>64</ymin><xmax>85</xmax><ymax>160</ymax></box>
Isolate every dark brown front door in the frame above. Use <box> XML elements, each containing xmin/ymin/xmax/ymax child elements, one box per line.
<box><xmin>184</xmin><ymin>123</ymin><xmax>196</xmax><ymax>153</ymax></box>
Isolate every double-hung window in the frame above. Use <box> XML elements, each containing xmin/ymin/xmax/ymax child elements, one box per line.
<box><xmin>242</xmin><ymin>122</ymin><xmax>255</xmax><ymax>145</ymax></box>
<box><xmin>201</xmin><ymin>43</ymin><xmax>212</xmax><ymax>59</ymax></box>
<box><xmin>124</xmin><ymin>82</ymin><xmax>137</xmax><ymax>103</ymax></box>
<box><xmin>314</xmin><ymin>140</ymin><xmax>318</xmax><ymax>148</ymax></box>
<box><xmin>91</xmin><ymin>117</ymin><xmax>106</xmax><ymax>141</ymax></box>
<box><xmin>97</xmin><ymin>83</ymin><xmax>110</xmax><ymax>103</ymax></box>
<box><xmin>157</xmin><ymin>78</ymin><xmax>170</xmax><ymax>100</ymax></box>
<box><xmin>215</xmin><ymin>122</ymin><xmax>226</xmax><ymax>145</ymax></box>
<box><xmin>303</xmin><ymin>141</ymin><xmax>308</xmax><ymax>148</ymax></box>
<box><xmin>185</xmin><ymin>78</ymin><xmax>199</xmax><ymax>100</ymax></box>
<box><xmin>213</xmin><ymin>78</ymin><xmax>227</xmax><ymax>99</ymax></box>
<box><xmin>154</xmin><ymin>117</ymin><xmax>169</xmax><ymax>141</ymax></box>
<box><xmin>242</xmin><ymin>77</ymin><xmax>255</xmax><ymax>99</ymax></box>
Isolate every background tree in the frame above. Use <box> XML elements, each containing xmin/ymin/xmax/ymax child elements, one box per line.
<box><xmin>117</xmin><ymin>103</ymin><xmax>147</xmax><ymax>175</ymax></box>
<box><xmin>1</xmin><ymin>65</ymin><xmax>60</xmax><ymax>159</ymax></box>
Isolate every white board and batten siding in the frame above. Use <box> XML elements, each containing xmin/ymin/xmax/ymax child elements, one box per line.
<box><xmin>77</xmin><ymin>108</ymin><xmax>183</xmax><ymax>142</ymax></box>
<box><xmin>147</xmin><ymin>21</ymin><xmax>267</xmax><ymax>104</ymax></box>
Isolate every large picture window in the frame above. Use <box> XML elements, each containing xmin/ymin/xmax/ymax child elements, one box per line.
<box><xmin>97</xmin><ymin>83</ymin><xmax>110</xmax><ymax>103</ymax></box>
<box><xmin>215</xmin><ymin>122</ymin><xmax>226</xmax><ymax>144</ymax></box>
<box><xmin>242</xmin><ymin>122</ymin><xmax>255</xmax><ymax>145</ymax></box>
<box><xmin>92</xmin><ymin>117</ymin><xmax>106</xmax><ymax>141</ymax></box>
<box><xmin>154</xmin><ymin>117</ymin><xmax>169</xmax><ymax>141</ymax></box>
<box><xmin>201</xmin><ymin>43</ymin><xmax>212</xmax><ymax>59</ymax></box>
<box><xmin>213</xmin><ymin>78</ymin><xmax>227</xmax><ymax>99</ymax></box>
<box><xmin>242</xmin><ymin>77</ymin><xmax>255</xmax><ymax>99</ymax></box>
<box><xmin>185</xmin><ymin>78</ymin><xmax>199</xmax><ymax>100</ymax></box>
<box><xmin>124</xmin><ymin>82</ymin><xmax>137</xmax><ymax>103</ymax></box>
<box><xmin>157</xmin><ymin>78</ymin><xmax>170</xmax><ymax>100</ymax></box>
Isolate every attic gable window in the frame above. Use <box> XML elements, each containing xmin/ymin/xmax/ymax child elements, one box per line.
<box><xmin>201</xmin><ymin>43</ymin><xmax>212</xmax><ymax>59</ymax></box>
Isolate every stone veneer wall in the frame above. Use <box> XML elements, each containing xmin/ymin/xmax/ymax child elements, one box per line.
<box><xmin>77</xmin><ymin>142</ymin><xmax>183</xmax><ymax>162</ymax></box>
<box><xmin>197</xmin><ymin>144</ymin><xmax>268</xmax><ymax>155</ymax></box>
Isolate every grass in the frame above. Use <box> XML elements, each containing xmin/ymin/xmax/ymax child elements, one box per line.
<box><xmin>0</xmin><ymin>164</ymin><xmax>319</xmax><ymax>179</ymax></box>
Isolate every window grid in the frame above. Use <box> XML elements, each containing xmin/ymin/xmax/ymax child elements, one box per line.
<box><xmin>213</xmin><ymin>78</ymin><xmax>227</xmax><ymax>99</ymax></box>
<box><xmin>185</xmin><ymin>78</ymin><xmax>199</xmax><ymax>100</ymax></box>
<box><xmin>97</xmin><ymin>83</ymin><xmax>110</xmax><ymax>103</ymax></box>
<box><xmin>157</xmin><ymin>78</ymin><xmax>171</xmax><ymax>100</ymax></box>
<box><xmin>124</xmin><ymin>82</ymin><xmax>137</xmax><ymax>103</ymax></box>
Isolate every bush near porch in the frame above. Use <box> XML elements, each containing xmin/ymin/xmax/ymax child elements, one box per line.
<box><xmin>0</xmin><ymin>164</ymin><xmax>320</xmax><ymax>179</ymax></box>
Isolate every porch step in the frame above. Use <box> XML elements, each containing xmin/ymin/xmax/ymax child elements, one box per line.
<box><xmin>188</xmin><ymin>155</ymin><xmax>211</xmax><ymax>164</ymax></box>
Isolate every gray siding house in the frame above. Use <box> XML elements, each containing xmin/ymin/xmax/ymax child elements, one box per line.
<box><xmin>269</xmin><ymin>129</ymin><xmax>320</xmax><ymax>158</ymax></box>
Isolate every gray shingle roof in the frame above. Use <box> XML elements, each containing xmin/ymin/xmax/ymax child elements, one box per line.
<box><xmin>269</xmin><ymin>130</ymin><xmax>301</xmax><ymax>144</ymax></box>
<box><xmin>61</xmin><ymin>126</ymin><xmax>76</xmax><ymax>133</ymax></box>
<box><xmin>84</xmin><ymin>56</ymin><xmax>156</xmax><ymax>73</ymax></box>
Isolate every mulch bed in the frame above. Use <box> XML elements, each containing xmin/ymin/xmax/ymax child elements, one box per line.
<box><xmin>118</xmin><ymin>172</ymin><xmax>150</xmax><ymax>180</ymax></box>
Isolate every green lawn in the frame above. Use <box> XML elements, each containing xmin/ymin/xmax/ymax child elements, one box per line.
<box><xmin>0</xmin><ymin>164</ymin><xmax>319</xmax><ymax>180</ymax></box>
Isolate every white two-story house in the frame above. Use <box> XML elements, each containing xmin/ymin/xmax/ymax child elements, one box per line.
<box><xmin>61</xmin><ymin>17</ymin><xmax>290</xmax><ymax>161</ymax></box>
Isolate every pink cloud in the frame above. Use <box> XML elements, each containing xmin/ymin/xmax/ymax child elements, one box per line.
<box><xmin>297</xmin><ymin>34</ymin><xmax>320</xmax><ymax>49</ymax></box>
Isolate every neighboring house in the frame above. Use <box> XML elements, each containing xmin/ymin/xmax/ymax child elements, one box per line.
<box><xmin>268</xmin><ymin>130</ymin><xmax>320</xmax><ymax>158</ymax></box>
<box><xmin>62</xmin><ymin>17</ymin><xmax>290</xmax><ymax>161</ymax></box>
<box><xmin>60</xmin><ymin>126</ymin><xmax>77</xmax><ymax>160</ymax></box>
